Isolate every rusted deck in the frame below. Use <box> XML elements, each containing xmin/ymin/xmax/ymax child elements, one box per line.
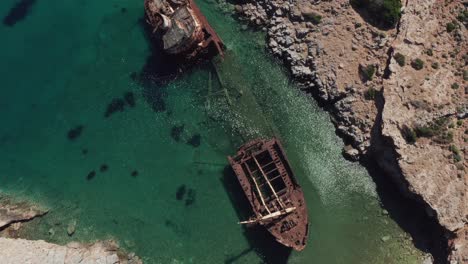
<box><xmin>228</xmin><ymin>138</ymin><xmax>309</xmax><ymax>251</ymax></box>
<box><xmin>144</xmin><ymin>0</ymin><xmax>224</xmax><ymax>60</ymax></box>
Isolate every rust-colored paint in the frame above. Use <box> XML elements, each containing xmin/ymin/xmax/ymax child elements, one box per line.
<box><xmin>144</xmin><ymin>0</ymin><xmax>224</xmax><ymax>61</ymax></box>
<box><xmin>228</xmin><ymin>138</ymin><xmax>309</xmax><ymax>251</ymax></box>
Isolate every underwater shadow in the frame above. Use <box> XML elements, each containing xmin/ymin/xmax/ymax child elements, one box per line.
<box><xmin>221</xmin><ymin>166</ymin><xmax>292</xmax><ymax>264</ymax></box>
<box><xmin>136</xmin><ymin>18</ymin><xmax>183</xmax><ymax>113</ymax></box>
<box><xmin>362</xmin><ymin>90</ymin><xmax>449</xmax><ymax>264</ymax></box>
<box><xmin>3</xmin><ymin>0</ymin><xmax>37</xmax><ymax>27</ymax></box>
<box><xmin>136</xmin><ymin>18</ymin><xmax>214</xmax><ymax>113</ymax></box>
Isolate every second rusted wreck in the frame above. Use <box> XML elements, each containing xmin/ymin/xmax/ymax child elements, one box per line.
<box><xmin>228</xmin><ymin>138</ymin><xmax>309</xmax><ymax>251</ymax></box>
<box><xmin>144</xmin><ymin>0</ymin><xmax>224</xmax><ymax>60</ymax></box>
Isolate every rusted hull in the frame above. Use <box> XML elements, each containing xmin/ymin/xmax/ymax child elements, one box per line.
<box><xmin>144</xmin><ymin>0</ymin><xmax>224</xmax><ymax>61</ymax></box>
<box><xmin>228</xmin><ymin>138</ymin><xmax>309</xmax><ymax>251</ymax></box>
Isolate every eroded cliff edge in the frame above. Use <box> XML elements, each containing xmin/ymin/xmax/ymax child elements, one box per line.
<box><xmin>0</xmin><ymin>195</ymin><xmax>142</xmax><ymax>264</ymax></box>
<box><xmin>231</xmin><ymin>0</ymin><xmax>467</xmax><ymax>262</ymax></box>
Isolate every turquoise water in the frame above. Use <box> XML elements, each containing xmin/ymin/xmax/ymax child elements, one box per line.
<box><xmin>0</xmin><ymin>0</ymin><xmax>423</xmax><ymax>263</ymax></box>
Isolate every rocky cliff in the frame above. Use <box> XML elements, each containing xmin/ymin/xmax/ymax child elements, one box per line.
<box><xmin>0</xmin><ymin>194</ymin><xmax>141</xmax><ymax>264</ymax></box>
<box><xmin>232</xmin><ymin>0</ymin><xmax>467</xmax><ymax>262</ymax></box>
<box><xmin>0</xmin><ymin>238</ymin><xmax>142</xmax><ymax>264</ymax></box>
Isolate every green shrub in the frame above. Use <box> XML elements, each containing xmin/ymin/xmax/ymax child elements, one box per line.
<box><xmin>364</xmin><ymin>87</ymin><xmax>377</xmax><ymax>100</ymax></box>
<box><xmin>309</xmin><ymin>13</ymin><xmax>322</xmax><ymax>25</ymax></box>
<box><xmin>457</xmin><ymin>120</ymin><xmax>463</xmax><ymax>126</ymax></box>
<box><xmin>414</xmin><ymin>117</ymin><xmax>451</xmax><ymax>142</ymax></box>
<box><xmin>426</xmin><ymin>49</ymin><xmax>433</xmax><ymax>56</ymax></box>
<box><xmin>458</xmin><ymin>10</ymin><xmax>468</xmax><ymax>25</ymax></box>
<box><xmin>381</xmin><ymin>0</ymin><xmax>402</xmax><ymax>27</ymax></box>
<box><xmin>411</xmin><ymin>58</ymin><xmax>424</xmax><ymax>70</ymax></box>
<box><xmin>446</xmin><ymin>22</ymin><xmax>456</xmax><ymax>33</ymax></box>
<box><xmin>394</xmin><ymin>53</ymin><xmax>405</xmax><ymax>66</ymax></box>
<box><xmin>361</xmin><ymin>64</ymin><xmax>376</xmax><ymax>81</ymax></box>
<box><xmin>463</xmin><ymin>70</ymin><xmax>468</xmax><ymax>81</ymax></box>
<box><xmin>351</xmin><ymin>0</ymin><xmax>402</xmax><ymax>28</ymax></box>
<box><xmin>449</xmin><ymin>145</ymin><xmax>462</xmax><ymax>162</ymax></box>
<box><xmin>431</xmin><ymin>62</ymin><xmax>439</xmax><ymax>69</ymax></box>
<box><xmin>438</xmin><ymin>131</ymin><xmax>454</xmax><ymax>144</ymax></box>
<box><xmin>355</xmin><ymin>22</ymin><xmax>362</xmax><ymax>28</ymax></box>
<box><xmin>451</xmin><ymin>83</ymin><xmax>459</xmax><ymax>89</ymax></box>
<box><xmin>401</xmin><ymin>126</ymin><xmax>417</xmax><ymax>144</ymax></box>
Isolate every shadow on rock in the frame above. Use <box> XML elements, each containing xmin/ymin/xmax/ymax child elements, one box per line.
<box><xmin>364</xmin><ymin>90</ymin><xmax>449</xmax><ymax>264</ymax></box>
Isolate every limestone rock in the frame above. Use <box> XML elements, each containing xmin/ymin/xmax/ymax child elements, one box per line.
<box><xmin>67</xmin><ymin>220</ymin><xmax>77</xmax><ymax>236</ymax></box>
<box><xmin>0</xmin><ymin>195</ymin><xmax>48</xmax><ymax>229</ymax></box>
<box><xmin>0</xmin><ymin>238</ymin><xmax>142</xmax><ymax>264</ymax></box>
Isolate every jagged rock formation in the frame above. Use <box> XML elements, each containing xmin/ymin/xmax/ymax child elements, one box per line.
<box><xmin>0</xmin><ymin>195</ymin><xmax>48</xmax><ymax>229</ymax></box>
<box><xmin>0</xmin><ymin>238</ymin><xmax>142</xmax><ymax>264</ymax></box>
<box><xmin>382</xmin><ymin>1</ymin><xmax>467</xmax><ymax>263</ymax></box>
<box><xmin>232</xmin><ymin>0</ymin><xmax>467</xmax><ymax>262</ymax></box>
<box><xmin>0</xmin><ymin>195</ymin><xmax>141</xmax><ymax>263</ymax></box>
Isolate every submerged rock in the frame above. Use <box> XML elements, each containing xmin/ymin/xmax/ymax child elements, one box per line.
<box><xmin>171</xmin><ymin>125</ymin><xmax>185</xmax><ymax>142</ymax></box>
<box><xmin>131</xmin><ymin>170</ymin><xmax>138</xmax><ymax>177</ymax></box>
<box><xmin>130</xmin><ymin>72</ymin><xmax>138</xmax><ymax>81</ymax></box>
<box><xmin>86</xmin><ymin>170</ymin><xmax>96</xmax><ymax>181</ymax></box>
<box><xmin>104</xmin><ymin>98</ymin><xmax>126</xmax><ymax>118</ymax></box>
<box><xmin>67</xmin><ymin>125</ymin><xmax>84</xmax><ymax>141</ymax></box>
<box><xmin>381</xmin><ymin>235</ymin><xmax>391</xmax><ymax>242</ymax></box>
<box><xmin>0</xmin><ymin>195</ymin><xmax>48</xmax><ymax>230</ymax></box>
<box><xmin>67</xmin><ymin>220</ymin><xmax>76</xmax><ymax>236</ymax></box>
<box><xmin>100</xmin><ymin>164</ymin><xmax>109</xmax><ymax>173</ymax></box>
<box><xmin>3</xmin><ymin>0</ymin><xmax>36</xmax><ymax>27</ymax></box>
<box><xmin>185</xmin><ymin>188</ymin><xmax>196</xmax><ymax>206</ymax></box>
<box><xmin>176</xmin><ymin>185</ymin><xmax>186</xmax><ymax>200</ymax></box>
<box><xmin>186</xmin><ymin>134</ymin><xmax>201</xmax><ymax>147</ymax></box>
<box><xmin>124</xmin><ymin>92</ymin><xmax>136</xmax><ymax>108</ymax></box>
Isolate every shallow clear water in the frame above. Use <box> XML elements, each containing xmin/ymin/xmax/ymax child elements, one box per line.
<box><xmin>0</xmin><ymin>0</ymin><xmax>423</xmax><ymax>263</ymax></box>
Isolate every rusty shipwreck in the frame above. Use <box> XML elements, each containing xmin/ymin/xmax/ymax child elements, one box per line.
<box><xmin>144</xmin><ymin>0</ymin><xmax>224</xmax><ymax>59</ymax></box>
<box><xmin>228</xmin><ymin>138</ymin><xmax>309</xmax><ymax>251</ymax></box>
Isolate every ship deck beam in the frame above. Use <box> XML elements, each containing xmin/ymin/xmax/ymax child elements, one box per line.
<box><xmin>253</xmin><ymin>155</ymin><xmax>286</xmax><ymax>209</ymax></box>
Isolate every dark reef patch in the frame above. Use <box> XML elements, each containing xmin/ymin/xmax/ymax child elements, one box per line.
<box><xmin>185</xmin><ymin>188</ymin><xmax>196</xmax><ymax>206</ymax></box>
<box><xmin>100</xmin><ymin>164</ymin><xmax>108</xmax><ymax>172</ymax></box>
<box><xmin>131</xmin><ymin>170</ymin><xmax>138</xmax><ymax>177</ymax></box>
<box><xmin>104</xmin><ymin>98</ymin><xmax>125</xmax><ymax>118</ymax></box>
<box><xmin>124</xmin><ymin>92</ymin><xmax>136</xmax><ymax>107</ymax></box>
<box><xmin>121</xmin><ymin>7</ymin><xmax>127</xmax><ymax>13</ymax></box>
<box><xmin>86</xmin><ymin>170</ymin><xmax>96</xmax><ymax>181</ymax></box>
<box><xmin>186</xmin><ymin>134</ymin><xmax>201</xmax><ymax>147</ymax></box>
<box><xmin>3</xmin><ymin>0</ymin><xmax>37</xmax><ymax>27</ymax></box>
<box><xmin>176</xmin><ymin>185</ymin><xmax>186</xmax><ymax>200</ymax></box>
<box><xmin>164</xmin><ymin>219</ymin><xmax>185</xmax><ymax>235</ymax></box>
<box><xmin>67</xmin><ymin>125</ymin><xmax>84</xmax><ymax>141</ymax></box>
<box><xmin>81</xmin><ymin>148</ymin><xmax>88</xmax><ymax>155</ymax></box>
<box><xmin>142</xmin><ymin>85</ymin><xmax>166</xmax><ymax>113</ymax></box>
<box><xmin>171</xmin><ymin>125</ymin><xmax>185</xmax><ymax>142</ymax></box>
<box><xmin>137</xmin><ymin>18</ymin><xmax>185</xmax><ymax>114</ymax></box>
<box><xmin>130</xmin><ymin>72</ymin><xmax>138</xmax><ymax>81</ymax></box>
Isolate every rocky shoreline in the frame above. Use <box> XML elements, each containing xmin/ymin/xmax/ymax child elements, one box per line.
<box><xmin>0</xmin><ymin>195</ymin><xmax>141</xmax><ymax>263</ymax></box>
<box><xmin>231</xmin><ymin>0</ymin><xmax>467</xmax><ymax>263</ymax></box>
